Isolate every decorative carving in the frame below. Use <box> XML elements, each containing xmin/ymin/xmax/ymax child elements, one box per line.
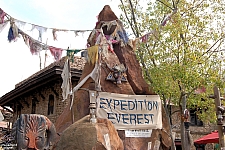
<box><xmin>105</xmin><ymin>63</ymin><xmax>127</xmax><ymax>84</ymax></box>
<box><xmin>12</xmin><ymin>114</ymin><xmax>56</xmax><ymax>150</ymax></box>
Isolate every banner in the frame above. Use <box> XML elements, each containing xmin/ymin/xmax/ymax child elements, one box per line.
<box><xmin>96</xmin><ymin>92</ymin><xmax>162</xmax><ymax>130</ymax></box>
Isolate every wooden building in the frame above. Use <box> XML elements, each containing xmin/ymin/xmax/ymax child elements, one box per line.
<box><xmin>0</xmin><ymin>56</ymin><xmax>86</xmax><ymax>123</ymax></box>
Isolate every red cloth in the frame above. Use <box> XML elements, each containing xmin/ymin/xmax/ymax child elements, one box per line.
<box><xmin>29</xmin><ymin>38</ymin><xmax>36</xmax><ymax>55</ymax></box>
<box><xmin>49</xmin><ymin>46</ymin><xmax>63</xmax><ymax>61</ymax></box>
<box><xmin>29</xmin><ymin>38</ymin><xmax>41</xmax><ymax>55</ymax></box>
<box><xmin>194</xmin><ymin>131</ymin><xmax>219</xmax><ymax>144</ymax></box>
<box><xmin>141</xmin><ymin>33</ymin><xmax>150</xmax><ymax>43</ymax></box>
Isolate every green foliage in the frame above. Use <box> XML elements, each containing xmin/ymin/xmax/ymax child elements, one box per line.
<box><xmin>119</xmin><ymin>0</ymin><xmax>225</xmax><ymax>123</ymax></box>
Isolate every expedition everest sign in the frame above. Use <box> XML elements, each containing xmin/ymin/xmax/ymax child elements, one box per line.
<box><xmin>96</xmin><ymin>92</ymin><xmax>162</xmax><ymax>130</ymax></box>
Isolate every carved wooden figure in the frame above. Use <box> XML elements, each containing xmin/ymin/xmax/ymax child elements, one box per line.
<box><xmin>12</xmin><ymin>114</ymin><xmax>56</xmax><ymax>150</ymax></box>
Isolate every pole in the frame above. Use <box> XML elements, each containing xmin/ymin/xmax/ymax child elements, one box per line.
<box><xmin>213</xmin><ymin>86</ymin><xmax>225</xmax><ymax>149</ymax></box>
<box><xmin>68</xmin><ymin>59</ymin><xmax>74</xmax><ymax>124</ymax></box>
<box><xmin>181</xmin><ymin>93</ymin><xmax>190</xmax><ymax>150</ymax></box>
<box><xmin>181</xmin><ymin>93</ymin><xmax>186</xmax><ymax>150</ymax></box>
<box><xmin>184</xmin><ymin>109</ymin><xmax>190</xmax><ymax>150</ymax></box>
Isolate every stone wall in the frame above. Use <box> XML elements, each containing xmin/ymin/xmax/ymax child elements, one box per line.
<box><xmin>12</xmin><ymin>80</ymin><xmax>78</xmax><ymax>124</ymax></box>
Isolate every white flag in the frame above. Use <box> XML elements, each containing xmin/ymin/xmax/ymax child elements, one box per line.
<box><xmin>0</xmin><ymin>111</ymin><xmax>4</xmax><ymax>122</ymax></box>
<box><xmin>0</xmin><ymin>20</ymin><xmax>8</xmax><ymax>33</ymax></box>
<box><xmin>61</xmin><ymin>59</ymin><xmax>71</xmax><ymax>101</ymax></box>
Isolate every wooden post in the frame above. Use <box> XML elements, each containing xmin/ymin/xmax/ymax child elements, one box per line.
<box><xmin>68</xmin><ymin>59</ymin><xmax>74</xmax><ymax>124</ymax></box>
<box><xmin>213</xmin><ymin>86</ymin><xmax>225</xmax><ymax>149</ymax></box>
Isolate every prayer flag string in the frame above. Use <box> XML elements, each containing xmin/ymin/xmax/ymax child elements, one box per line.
<box><xmin>0</xmin><ymin>8</ymin><xmax>88</xmax><ymax>61</ymax></box>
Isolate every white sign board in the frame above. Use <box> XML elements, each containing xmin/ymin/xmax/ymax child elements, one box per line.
<box><xmin>96</xmin><ymin>92</ymin><xmax>162</xmax><ymax>130</ymax></box>
<box><xmin>125</xmin><ymin>129</ymin><xmax>152</xmax><ymax>137</ymax></box>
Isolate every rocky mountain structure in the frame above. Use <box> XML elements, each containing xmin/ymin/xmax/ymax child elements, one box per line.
<box><xmin>55</xmin><ymin>5</ymin><xmax>172</xmax><ymax>150</ymax></box>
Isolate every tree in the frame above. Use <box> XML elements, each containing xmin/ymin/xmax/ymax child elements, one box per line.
<box><xmin>119</xmin><ymin>0</ymin><xmax>225</xmax><ymax>149</ymax></box>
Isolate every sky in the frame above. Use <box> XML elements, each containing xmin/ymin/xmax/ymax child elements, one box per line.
<box><xmin>0</xmin><ymin>0</ymin><xmax>122</xmax><ymax>97</ymax></box>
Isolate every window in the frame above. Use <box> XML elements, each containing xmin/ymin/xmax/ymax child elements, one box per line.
<box><xmin>48</xmin><ymin>95</ymin><xmax>54</xmax><ymax>115</ymax></box>
<box><xmin>190</xmin><ymin>109</ymin><xmax>203</xmax><ymax>126</ymax></box>
<box><xmin>31</xmin><ymin>98</ymin><xmax>36</xmax><ymax>114</ymax></box>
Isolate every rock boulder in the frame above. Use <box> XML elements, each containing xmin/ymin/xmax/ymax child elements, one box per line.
<box><xmin>56</xmin><ymin>115</ymin><xmax>123</xmax><ymax>150</ymax></box>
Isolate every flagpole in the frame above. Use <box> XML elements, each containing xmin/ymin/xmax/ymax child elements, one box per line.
<box><xmin>68</xmin><ymin>59</ymin><xmax>74</xmax><ymax>124</ymax></box>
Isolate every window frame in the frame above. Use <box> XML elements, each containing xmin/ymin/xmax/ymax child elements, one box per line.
<box><xmin>47</xmin><ymin>94</ymin><xmax>55</xmax><ymax>115</ymax></box>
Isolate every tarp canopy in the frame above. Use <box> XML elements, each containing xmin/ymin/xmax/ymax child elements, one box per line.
<box><xmin>194</xmin><ymin>131</ymin><xmax>219</xmax><ymax>144</ymax></box>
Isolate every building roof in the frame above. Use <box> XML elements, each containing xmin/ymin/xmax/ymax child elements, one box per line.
<box><xmin>16</xmin><ymin>56</ymin><xmax>85</xmax><ymax>88</ymax></box>
<box><xmin>0</xmin><ymin>56</ymin><xmax>86</xmax><ymax>106</ymax></box>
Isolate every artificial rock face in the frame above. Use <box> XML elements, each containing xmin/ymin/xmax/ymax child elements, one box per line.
<box><xmin>12</xmin><ymin>114</ymin><xmax>56</xmax><ymax>150</ymax></box>
<box><xmin>55</xmin><ymin>5</ymin><xmax>155</xmax><ymax>134</ymax></box>
<box><xmin>55</xmin><ymin>5</ymin><xmax>171</xmax><ymax>150</ymax></box>
<box><xmin>56</xmin><ymin>115</ymin><xmax>123</xmax><ymax>150</ymax></box>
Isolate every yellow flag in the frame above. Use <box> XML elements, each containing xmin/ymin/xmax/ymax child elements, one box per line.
<box><xmin>88</xmin><ymin>45</ymin><xmax>99</xmax><ymax>64</ymax></box>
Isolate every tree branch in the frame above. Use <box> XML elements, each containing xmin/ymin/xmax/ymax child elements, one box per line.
<box><xmin>186</xmin><ymin>87</ymin><xmax>198</xmax><ymax>98</ymax></box>
<box><xmin>202</xmin><ymin>35</ymin><xmax>224</xmax><ymax>56</ymax></box>
<box><xmin>120</xmin><ymin>0</ymin><xmax>137</xmax><ymax>37</ymax></box>
<box><xmin>171</xmin><ymin>110</ymin><xmax>180</xmax><ymax>116</ymax></box>
<box><xmin>172</xmin><ymin>0</ymin><xmax>176</xmax><ymax>8</ymax></box>
<box><xmin>178</xmin><ymin>80</ymin><xmax>184</xmax><ymax>107</ymax></box>
<box><xmin>156</xmin><ymin>0</ymin><xmax>174</xmax><ymax>10</ymax></box>
<box><xmin>147</xmin><ymin>42</ymin><xmax>157</xmax><ymax>67</ymax></box>
<box><xmin>181</xmin><ymin>0</ymin><xmax>204</xmax><ymax>16</ymax></box>
<box><xmin>128</xmin><ymin>0</ymin><xmax>140</xmax><ymax>37</ymax></box>
<box><xmin>138</xmin><ymin>48</ymin><xmax>154</xmax><ymax>84</ymax></box>
<box><xmin>162</xmin><ymin>94</ymin><xmax>167</xmax><ymax>108</ymax></box>
<box><xmin>206</xmin><ymin>41</ymin><xmax>223</xmax><ymax>59</ymax></box>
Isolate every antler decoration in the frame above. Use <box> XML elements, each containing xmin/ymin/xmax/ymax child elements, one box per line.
<box><xmin>106</xmin><ymin>63</ymin><xmax>128</xmax><ymax>84</ymax></box>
